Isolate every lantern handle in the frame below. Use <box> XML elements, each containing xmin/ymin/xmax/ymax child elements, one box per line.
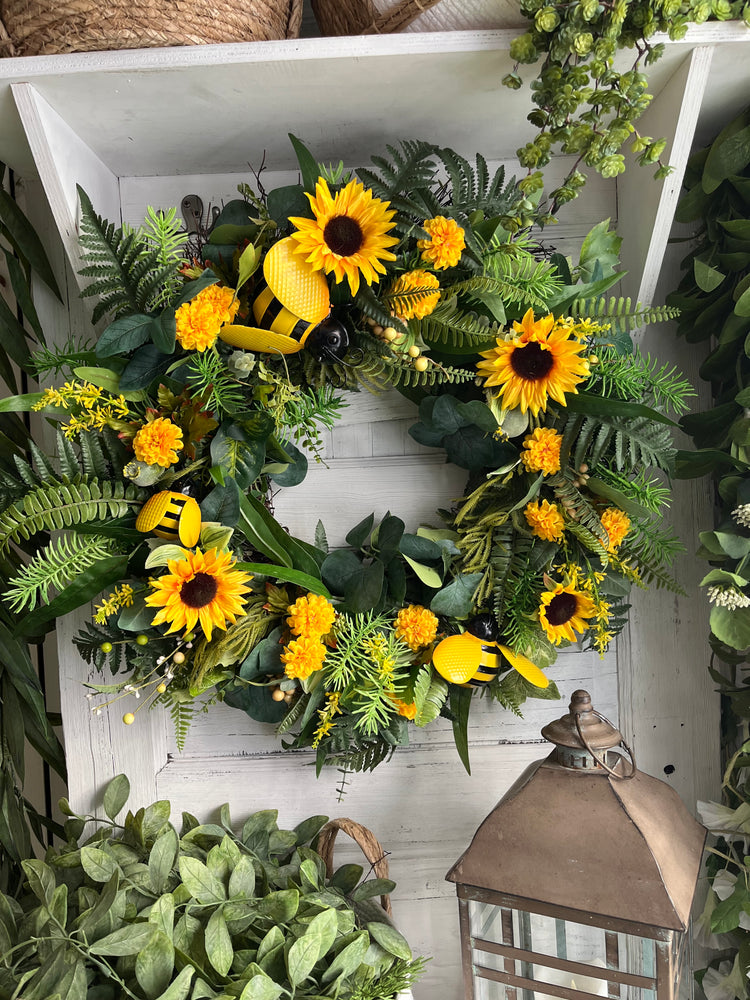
<box><xmin>574</xmin><ymin>707</ymin><xmax>637</xmax><ymax>780</ymax></box>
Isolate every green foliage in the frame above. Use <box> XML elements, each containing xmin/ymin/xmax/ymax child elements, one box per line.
<box><xmin>77</xmin><ymin>186</ymin><xmax>180</xmax><ymax>324</ymax></box>
<box><xmin>5</xmin><ymin>533</ymin><xmax>117</xmax><ymax>611</ymax></box>
<box><xmin>186</xmin><ymin>348</ymin><xmax>246</xmax><ymax>417</ymax></box>
<box><xmin>1</xmin><ymin>775</ymin><xmax>423</xmax><ymax>999</ymax></box>
<box><xmin>570</xmin><ymin>297</ymin><xmax>681</xmax><ymax>335</ymax></box>
<box><xmin>0</xmin><ymin>477</ymin><xmax>142</xmax><ymax>549</ymax></box>
<box><xmin>587</xmin><ymin>348</ymin><xmax>694</xmax><ymax>414</ymax></box>
<box><xmin>505</xmin><ymin>0</ymin><xmax>747</xmax><ymax>212</ymax></box>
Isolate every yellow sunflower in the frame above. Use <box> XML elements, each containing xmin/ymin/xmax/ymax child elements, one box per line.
<box><xmin>389</xmin><ymin>270</ymin><xmax>441</xmax><ymax>321</ymax></box>
<box><xmin>477</xmin><ymin>308</ymin><xmax>590</xmax><ymax>415</ymax></box>
<box><xmin>524</xmin><ymin>499</ymin><xmax>565</xmax><ymax>542</ymax></box>
<box><xmin>521</xmin><ymin>426</ymin><xmax>562</xmax><ymax>475</ymax></box>
<box><xmin>146</xmin><ymin>548</ymin><xmax>251</xmax><ymax>641</ymax></box>
<box><xmin>600</xmin><ymin>507</ymin><xmax>631</xmax><ymax>552</ymax></box>
<box><xmin>289</xmin><ymin>178</ymin><xmax>399</xmax><ymax>295</ymax></box>
<box><xmin>418</xmin><ymin>216</ymin><xmax>465</xmax><ymax>270</ymax></box>
<box><xmin>538</xmin><ymin>582</ymin><xmax>597</xmax><ymax>645</ymax></box>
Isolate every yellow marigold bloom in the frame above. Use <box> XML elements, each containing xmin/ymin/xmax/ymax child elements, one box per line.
<box><xmin>521</xmin><ymin>426</ymin><xmax>562</xmax><ymax>475</ymax></box>
<box><xmin>281</xmin><ymin>635</ymin><xmax>327</xmax><ymax>680</ymax></box>
<box><xmin>418</xmin><ymin>216</ymin><xmax>466</xmax><ymax>270</ymax></box>
<box><xmin>538</xmin><ymin>582</ymin><xmax>597</xmax><ymax>645</ymax></box>
<box><xmin>175</xmin><ymin>284</ymin><xmax>239</xmax><ymax>352</ymax></box>
<box><xmin>286</xmin><ymin>593</ymin><xmax>336</xmax><ymax>639</ymax></box>
<box><xmin>391</xmin><ymin>696</ymin><xmax>417</xmax><ymax>720</ymax></box>
<box><xmin>600</xmin><ymin>507</ymin><xmax>631</xmax><ymax>552</ymax></box>
<box><xmin>132</xmin><ymin>417</ymin><xmax>184</xmax><ymax>468</ymax></box>
<box><xmin>524</xmin><ymin>499</ymin><xmax>565</xmax><ymax>542</ymax></box>
<box><xmin>477</xmin><ymin>308</ymin><xmax>590</xmax><ymax>416</ymax></box>
<box><xmin>394</xmin><ymin>605</ymin><xmax>438</xmax><ymax>651</ymax></box>
<box><xmin>289</xmin><ymin>178</ymin><xmax>398</xmax><ymax>296</ymax></box>
<box><xmin>389</xmin><ymin>270</ymin><xmax>440</xmax><ymax>321</ymax></box>
<box><xmin>146</xmin><ymin>547</ymin><xmax>251</xmax><ymax>641</ymax></box>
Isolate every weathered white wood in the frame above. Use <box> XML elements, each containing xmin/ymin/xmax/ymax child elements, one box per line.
<box><xmin>10</xmin><ymin>83</ymin><xmax>120</xmax><ymax>280</ymax></box>
<box><xmin>273</xmin><ymin>455</ymin><xmax>468</xmax><ymax>547</ymax></box>
<box><xmin>0</xmin><ymin>25</ymin><xmax>747</xmax><ymax>179</ymax></box>
<box><xmin>618</xmin><ymin>46</ymin><xmax>715</xmax><ymax>313</ymax></box>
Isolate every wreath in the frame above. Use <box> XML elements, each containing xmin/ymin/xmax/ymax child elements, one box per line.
<box><xmin>0</xmin><ymin>138</ymin><xmax>688</xmax><ymax>775</ymax></box>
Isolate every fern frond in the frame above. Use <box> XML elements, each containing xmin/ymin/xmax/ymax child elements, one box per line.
<box><xmin>410</xmin><ymin>296</ymin><xmax>500</xmax><ymax>348</ymax></box>
<box><xmin>571</xmin><ymin>296</ymin><xmax>680</xmax><ymax>334</ymax></box>
<box><xmin>357</xmin><ymin>141</ymin><xmax>439</xmax><ymax>220</ymax></box>
<box><xmin>0</xmin><ymin>478</ymin><xmax>142</xmax><ymax>550</ymax></box>
<box><xmin>587</xmin><ymin>347</ymin><xmax>695</xmax><ymax>415</ymax></box>
<box><xmin>322</xmin><ymin>726</ymin><xmax>394</xmax><ymax>773</ymax></box>
<box><xmin>5</xmin><ymin>533</ymin><xmax>117</xmax><ymax>611</ymax></box>
<box><xmin>450</xmin><ymin>266</ymin><xmax>556</xmax><ymax>312</ymax></box>
<box><xmin>77</xmin><ymin>187</ymin><xmax>178</xmax><ymax>323</ymax></box>
<box><xmin>413</xmin><ymin>667</ymin><xmax>449</xmax><ymax>727</ymax></box>
<box><xmin>164</xmin><ymin>697</ymin><xmax>193</xmax><ymax>752</ymax></box>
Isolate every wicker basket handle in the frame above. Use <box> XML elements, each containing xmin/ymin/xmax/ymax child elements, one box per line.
<box><xmin>316</xmin><ymin>817</ymin><xmax>393</xmax><ymax>917</ymax></box>
<box><xmin>364</xmin><ymin>0</ymin><xmax>443</xmax><ymax>34</ymax></box>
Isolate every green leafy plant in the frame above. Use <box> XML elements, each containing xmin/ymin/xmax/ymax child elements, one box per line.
<box><xmin>505</xmin><ymin>0</ymin><xmax>750</xmax><ymax>213</ymax></box>
<box><xmin>0</xmin><ymin>774</ymin><xmax>425</xmax><ymax>1000</ymax></box>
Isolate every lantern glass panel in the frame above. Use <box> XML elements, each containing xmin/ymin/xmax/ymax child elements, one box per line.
<box><xmin>468</xmin><ymin>902</ymin><xmax>663</xmax><ymax>1000</ymax></box>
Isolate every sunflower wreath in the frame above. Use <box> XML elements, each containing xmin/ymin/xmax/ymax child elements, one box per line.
<box><xmin>1</xmin><ymin>138</ymin><xmax>689</xmax><ymax>775</ymax></box>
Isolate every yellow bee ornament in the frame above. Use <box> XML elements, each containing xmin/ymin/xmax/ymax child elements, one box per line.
<box><xmin>219</xmin><ymin>237</ymin><xmax>349</xmax><ymax>362</ymax></box>
<box><xmin>135</xmin><ymin>491</ymin><xmax>202</xmax><ymax>548</ymax></box>
<box><xmin>433</xmin><ymin>613</ymin><xmax>549</xmax><ymax>689</ymax></box>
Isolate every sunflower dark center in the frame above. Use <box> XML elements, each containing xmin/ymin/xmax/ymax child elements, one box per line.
<box><xmin>324</xmin><ymin>215</ymin><xmax>363</xmax><ymax>256</ymax></box>
<box><xmin>180</xmin><ymin>572</ymin><xmax>218</xmax><ymax>609</ymax></box>
<box><xmin>510</xmin><ymin>342</ymin><xmax>554</xmax><ymax>381</ymax></box>
<box><xmin>546</xmin><ymin>592</ymin><xmax>578</xmax><ymax>626</ymax></box>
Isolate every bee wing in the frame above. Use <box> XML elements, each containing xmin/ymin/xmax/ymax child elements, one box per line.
<box><xmin>499</xmin><ymin>645</ymin><xmax>549</xmax><ymax>689</ymax></box>
<box><xmin>218</xmin><ymin>325</ymin><xmax>301</xmax><ymax>355</ymax></box>
<box><xmin>432</xmin><ymin>633</ymin><xmax>482</xmax><ymax>685</ymax></box>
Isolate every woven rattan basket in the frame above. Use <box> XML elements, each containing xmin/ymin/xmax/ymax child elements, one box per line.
<box><xmin>310</xmin><ymin>0</ymin><xmax>524</xmax><ymax>35</ymax></box>
<box><xmin>0</xmin><ymin>0</ymin><xmax>301</xmax><ymax>57</ymax></box>
<box><xmin>316</xmin><ymin>818</ymin><xmax>414</xmax><ymax>1000</ymax></box>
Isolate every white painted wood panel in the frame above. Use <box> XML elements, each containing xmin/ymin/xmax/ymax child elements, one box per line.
<box><xmin>7</xmin><ymin>23</ymin><xmax>739</xmax><ymax>998</ymax></box>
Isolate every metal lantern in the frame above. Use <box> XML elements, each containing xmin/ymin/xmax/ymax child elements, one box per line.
<box><xmin>447</xmin><ymin>690</ymin><xmax>706</xmax><ymax>1000</ymax></box>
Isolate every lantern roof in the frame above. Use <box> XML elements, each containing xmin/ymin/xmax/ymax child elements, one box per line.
<box><xmin>447</xmin><ymin>695</ymin><xmax>706</xmax><ymax>932</ymax></box>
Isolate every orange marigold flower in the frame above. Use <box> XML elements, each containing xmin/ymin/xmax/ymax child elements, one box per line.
<box><xmin>600</xmin><ymin>507</ymin><xmax>631</xmax><ymax>552</ymax></box>
<box><xmin>281</xmin><ymin>635</ymin><xmax>327</xmax><ymax>680</ymax></box>
<box><xmin>391</xmin><ymin>696</ymin><xmax>417</xmax><ymax>720</ymax></box>
<box><xmin>521</xmin><ymin>426</ymin><xmax>563</xmax><ymax>475</ymax></box>
<box><xmin>132</xmin><ymin>417</ymin><xmax>184</xmax><ymax>468</ymax></box>
<box><xmin>417</xmin><ymin>216</ymin><xmax>465</xmax><ymax>270</ymax></box>
<box><xmin>175</xmin><ymin>284</ymin><xmax>239</xmax><ymax>352</ymax></box>
<box><xmin>389</xmin><ymin>270</ymin><xmax>440</xmax><ymax>321</ymax></box>
<box><xmin>286</xmin><ymin>593</ymin><xmax>336</xmax><ymax>639</ymax></box>
<box><xmin>524</xmin><ymin>499</ymin><xmax>565</xmax><ymax>542</ymax></box>
<box><xmin>395</xmin><ymin>604</ymin><xmax>438</xmax><ymax>651</ymax></box>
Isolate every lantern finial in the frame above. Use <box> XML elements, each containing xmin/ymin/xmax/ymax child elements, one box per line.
<box><xmin>541</xmin><ymin>688</ymin><xmax>636</xmax><ymax>777</ymax></box>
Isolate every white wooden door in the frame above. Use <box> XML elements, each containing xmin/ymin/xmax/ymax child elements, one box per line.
<box><xmin>5</xmin><ymin>27</ymin><xmax>736</xmax><ymax>997</ymax></box>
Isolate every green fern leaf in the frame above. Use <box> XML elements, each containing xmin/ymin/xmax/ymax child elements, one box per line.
<box><xmin>413</xmin><ymin>666</ymin><xmax>448</xmax><ymax>727</ymax></box>
<box><xmin>0</xmin><ymin>478</ymin><xmax>142</xmax><ymax>550</ymax></box>
<box><xmin>5</xmin><ymin>533</ymin><xmax>116</xmax><ymax>611</ymax></box>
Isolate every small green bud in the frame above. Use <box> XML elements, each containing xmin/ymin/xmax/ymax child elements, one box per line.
<box><xmin>599</xmin><ymin>154</ymin><xmax>626</xmax><ymax>178</ymax></box>
<box><xmin>573</xmin><ymin>31</ymin><xmax>594</xmax><ymax>55</ymax></box>
<box><xmin>535</xmin><ymin>6</ymin><xmax>560</xmax><ymax>31</ymax></box>
<box><xmin>100</xmin><ymin>642</ymin><xmax>113</xmax><ymax>654</ymax></box>
<box><xmin>502</xmin><ymin>72</ymin><xmax>523</xmax><ymax>90</ymax></box>
<box><xmin>136</xmin><ymin>634</ymin><xmax>149</xmax><ymax>646</ymax></box>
